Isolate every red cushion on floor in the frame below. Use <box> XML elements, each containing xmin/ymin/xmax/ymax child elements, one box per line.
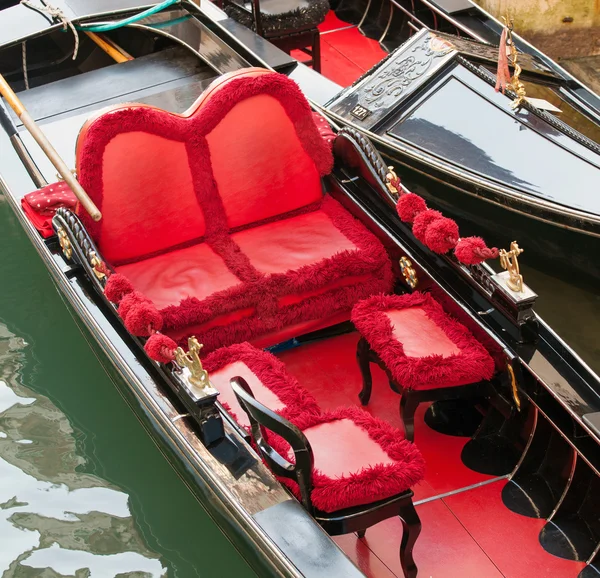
<box><xmin>204</xmin><ymin>342</ymin><xmax>320</xmax><ymax>428</ymax></box>
<box><xmin>116</xmin><ymin>243</ymin><xmax>242</xmax><ymax>310</ymax></box>
<box><xmin>352</xmin><ymin>292</ymin><xmax>495</xmax><ymax>390</ymax></box>
<box><xmin>270</xmin><ymin>406</ymin><xmax>425</xmax><ymax>512</ymax></box>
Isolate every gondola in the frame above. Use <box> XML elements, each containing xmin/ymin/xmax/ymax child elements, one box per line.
<box><xmin>315</xmin><ymin>2</ymin><xmax>600</xmax><ymax>282</ymax></box>
<box><xmin>330</xmin><ymin>0</ymin><xmax>600</xmax><ymax>115</ymax></box>
<box><xmin>1</xmin><ymin>2</ymin><xmax>600</xmax><ymax>577</ymax></box>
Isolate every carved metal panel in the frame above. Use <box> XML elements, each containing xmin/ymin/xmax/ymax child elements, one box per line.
<box><xmin>328</xmin><ymin>29</ymin><xmax>456</xmax><ymax>129</ymax></box>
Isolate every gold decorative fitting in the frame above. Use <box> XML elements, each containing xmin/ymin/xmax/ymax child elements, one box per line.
<box><xmin>385</xmin><ymin>166</ymin><xmax>400</xmax><ymax>198</ymax></box>
<box><xmin>57</xmin><ymin>227</ymin><xmax>72</xmax><ymax>260</ymax></box>
<box><xmin>89</xmin><ymin>251</ymin><xmax>106</xmax><ymax>280</ymax></box>
<box><xmin>499</xmin><ymin>241</ymin><xmax>524</xmax><ymax>292</ymax></box>
<box><xmin>175</xmin><ymin>337</ymin><xmax>209</xmax><ymax>389</ymax></box>
<box><xmin>507</xmin><ymin>363</ymin><xmax>521</xmax><ymax>412</ymax></box>
<box><xmin>399</xmin><ymin>256</ymin><xmax>418</xmax><ymax>289</ymax></box>
<box><xmin>503</xmin><ymin>16</ymin><xmax>527</xmax><ymax>109</ymax></box>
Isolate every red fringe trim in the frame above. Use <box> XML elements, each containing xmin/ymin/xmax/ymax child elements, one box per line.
<box><xmin>351</xmin><ymin>292</ymin><xmax>495</xmax><ymax>389</ymax></box>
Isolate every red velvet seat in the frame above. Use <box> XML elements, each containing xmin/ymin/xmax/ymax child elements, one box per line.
<box><xmin>351</xmin><ymin>292</ymin><xmax>495</xmax><ymax>440</ymax></box>
<box><xmin>75</xmin><ymin>68</ymin><xmax>392</xmax><ymax>352</ymax></box>
<box><xmin>204</xmin><ymin>342</ymin><xmax>320</xmax><ymax>429</ymax></box>
<box><xmin>272</xmin><ymin>407</ymin><xmax>425</xmax><ymax>512</ymax></box>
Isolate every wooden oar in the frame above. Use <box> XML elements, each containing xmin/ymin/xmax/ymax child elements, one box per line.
<box><xmin>0</xmin><ymin>99</ymin><xmax>47</xmax><ymax>188</ymax></box>
<box><xmin>0</xmin><ymin>74</ymin><xmax>102</xmax><ymax>221</ymax></box>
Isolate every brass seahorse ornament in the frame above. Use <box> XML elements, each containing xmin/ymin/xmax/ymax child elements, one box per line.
<box><xmin>174</xmin><ymin>337</ymin><xmax>210</xmax><ymax>389</ymax></box>
<box><xmin>499</xmin><ymin>241</ymin><xmax>524</xmax><ymax>293</ymax></box>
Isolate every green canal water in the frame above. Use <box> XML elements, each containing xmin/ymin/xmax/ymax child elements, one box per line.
<box><xmin>0</xmin><ymin>200</ymin><xmax>256</xmax><ymax>576</ymax></box>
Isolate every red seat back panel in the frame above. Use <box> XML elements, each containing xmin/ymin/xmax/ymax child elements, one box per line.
<box><xmin>100</xmin><ymin>132</ymin><xmax>205</xmax><ymax>263</ymax></box>
<box><xmin>206</xmin><ymin>95</ymin><xmax>323</xmax><ymax>229</ymax></box>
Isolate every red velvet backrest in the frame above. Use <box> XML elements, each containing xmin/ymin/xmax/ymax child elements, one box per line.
<box><xmin>198</xmin><ymin>69</ymin><xmax>333</xmax><ymax>229</ymax></box>
<box><xmin>75</xmin><ymin>68</ymin><xmax>333</xmax><ymax>264</ymax></box>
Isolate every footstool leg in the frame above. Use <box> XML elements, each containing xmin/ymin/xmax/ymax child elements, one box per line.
<box><xmin>357</xmin><ymin>336</ymin><xmax>373</xmax><ymax>406</ymax></box>
<box><xmin>399</xmin><ymin>392</ymin><xmax>419</xmax><ymax>442</ymax></box>
<box><xmin>398</xmin><ymin>498</ymin><xmax>421</xmax><ymax>578</ymax></box>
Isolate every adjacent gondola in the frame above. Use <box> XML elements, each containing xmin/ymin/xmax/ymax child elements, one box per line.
<box><xmin>323</xmin><ymin>28</ymin><xmax>600</xmax><ymax>282</ymax></box>
<box><xmin>1</xmin><ymin>2</ymin><xmax>600</xmax><ymax>577</ymax></box>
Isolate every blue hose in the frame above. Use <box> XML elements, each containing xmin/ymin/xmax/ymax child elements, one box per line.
<box><xmin>75</xmin><ymin>0</ymin><xmax>180</xmax><ymax>32</ymax></box>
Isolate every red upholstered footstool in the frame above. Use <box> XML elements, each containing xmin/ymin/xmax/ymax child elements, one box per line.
<box><xmin>351</xmin><ymin>292</ymin><xmax>495</xmax><ymax>441</ymax></box>
<box><xmin>204</xmin><ymin>342</ymin><xmax>320</xmax><ymax>429</ymax></box>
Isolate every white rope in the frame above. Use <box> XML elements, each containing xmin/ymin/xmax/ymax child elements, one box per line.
<box><xmin>21</xmin><ymin>41</ymin><xmax>29</xmax><ymax>90</ymax></box>
<box><xmin>20</xmin><ymin>1</ymin><xmax>79</xmax><ymax>60</ymax></box>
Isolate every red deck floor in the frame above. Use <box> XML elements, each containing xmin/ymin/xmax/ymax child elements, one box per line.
<box><xmin>291</xmin><ymin>12</ymin><xmax>387</xmax><ymax>86</ymax></box>
<box><xmin>276</xmin><ymin>332</ymin><xmax>587</xmax><ymax>578</ymax></box>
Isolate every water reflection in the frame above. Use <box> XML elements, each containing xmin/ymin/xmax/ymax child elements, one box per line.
<box><xmin>0</xmin><ymin>324</ymin><xmax>166</xmax><ymax>577</ymax></box>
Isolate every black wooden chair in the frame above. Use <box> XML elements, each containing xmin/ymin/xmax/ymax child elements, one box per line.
<box><xmin>217</xmin><ymin>0</ymin><xmax>329</xmax><ymax>71</ymax></box>
<box><xmin>231</xmin><ymin>376</ymin><xmax>424</xmax><ymax>578</ymax></box>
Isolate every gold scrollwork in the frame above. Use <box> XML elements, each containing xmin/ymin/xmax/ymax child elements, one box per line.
<box><xmin>175</xmin><ymin>336</ymin><xmax>209</xmax><ymax>389</ymax></box>
<box><xmin>399</xmin><ymin>256</ymin><xmax>418</xmax><ymax>289</ymax></box>
<box><xmin>385</xmin><ymin>166</ymin><xmax>400</xmax><ymax>198</ymax></box>
<box><xmin>507</xmin><ymin>363</ymin><xmax>521</xmax><ymax>412</ymax></box>
<box><xmin>89</xmin><ymin>251</ymin><xmax>106</xmax><ymax>280</ymax></box>
<box><xmin>499</xmin><ymin>241</ymin><xmax>524</xmax><ymax>293</ymax></box>
<box><xmin>57</xmin><ymin>227</ymin><xmax>72</xmax><ymax>260</ymax></box>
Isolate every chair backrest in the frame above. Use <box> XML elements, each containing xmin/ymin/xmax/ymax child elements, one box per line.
<box><xmin>75</xmin><ymin>68</ymin><xmax>333</xmax><ymax>265</ymax></box>
<box><xmin>231</xmin><ymin>376</ymin><xmax>315</xmax><ymax>513</ymax></box>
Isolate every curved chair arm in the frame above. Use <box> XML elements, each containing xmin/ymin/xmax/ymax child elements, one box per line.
<box><xmin>231</xmin><ymin>376</ymin><xmax>315</xmax><ymax>513</ymax></box>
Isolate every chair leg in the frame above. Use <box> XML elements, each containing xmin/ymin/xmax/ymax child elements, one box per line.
<box><xmin>357</xmin><ymin>337</ymin><xmax>373</xmax><ymax>405</ymax></box>
<box><xmin>399</xmin><ymin>391</ymin><xmax>419</xmax><ymax>442</ymax></box>
<box><xmin>357</xmin><ymin>529</ymin><xmax>366</xmax><ymax>538</ymax></box>
<box><xmin>398</xmin><ymin>499</ymin><xmax>421</xmax><ymax>578</ymax></box>
<box><xmin>312</xmin><ymin>29</ymin><xmax>321</xmax><ymax>73</ymax></box>
<box><xmin>388</xmin><ymin>376</ymin><xmax>402</xmax><ymax>394</ymax></box>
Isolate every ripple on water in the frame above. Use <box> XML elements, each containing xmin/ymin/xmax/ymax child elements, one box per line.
<box><xmin>0</xmin><ymin>324</ymin><xmax>167</xmax><ymax>577</ymax></box>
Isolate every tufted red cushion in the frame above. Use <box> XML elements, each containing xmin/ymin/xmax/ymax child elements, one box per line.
<box><xmin>204</xmin><ymin>342</ymin><xmax>320</xmax><ymax>428</ymax></box>
<box><xmin>352</xmin><ymin>292</ymin><xmax>495</xmax><ymax>390</ymax></box>
<box><xmin>116</xmin><ymin>243</ymin><xmax>241</xmax><ymax>310</ymax></box>
<box><xmin>269</xmin><ymin>406</ymin><xmax>425</xmax><ymax>512</ymax></box>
